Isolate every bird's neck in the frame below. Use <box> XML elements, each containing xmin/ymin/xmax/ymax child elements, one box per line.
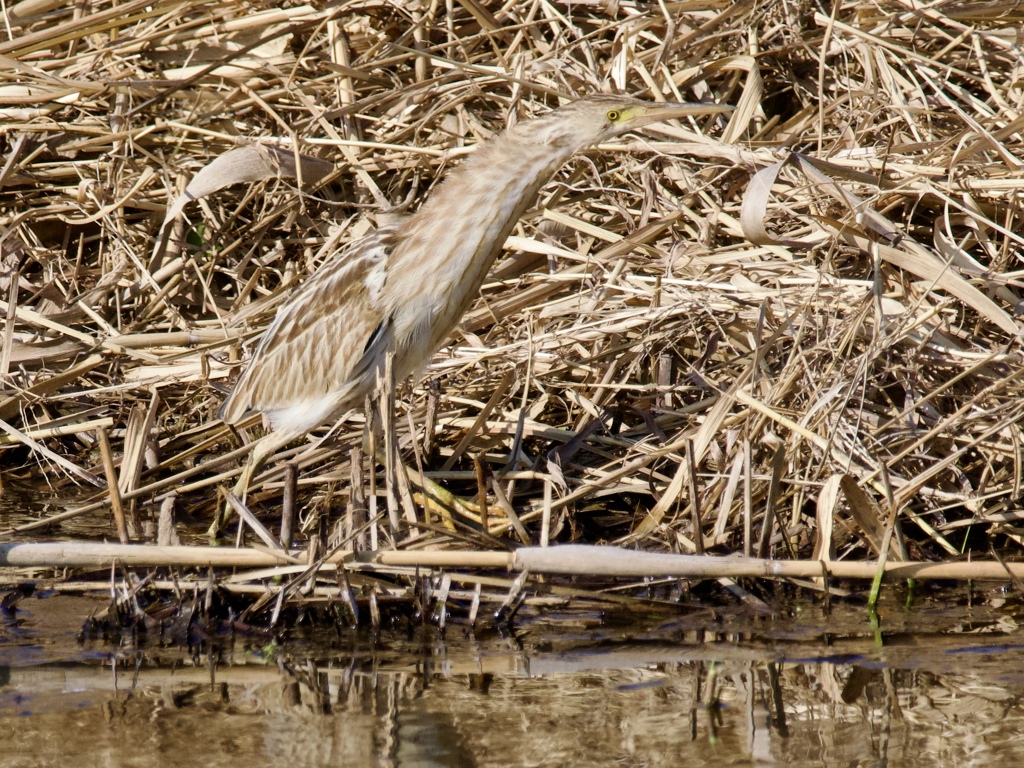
<box><xmin>383</xmin><ymin>131</ymin><xmax>584</xmax><ymax>367</ymax></box>
<box><xmin>411</xmin><ymin>130</ymin><xmax>579</xmax><ymax>275</ymax></box>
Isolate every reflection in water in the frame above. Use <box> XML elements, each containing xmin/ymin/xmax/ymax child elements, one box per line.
<box><xmin>1</xmin><ymin>593</ymin><xmax>1024</xmax><ymax>766</ymax></box>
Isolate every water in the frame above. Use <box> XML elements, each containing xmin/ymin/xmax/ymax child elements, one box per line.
<box><xmin>2</xmin><ymin>586</ymin><xmax>1024</xmax><ymax>766</ymax></box>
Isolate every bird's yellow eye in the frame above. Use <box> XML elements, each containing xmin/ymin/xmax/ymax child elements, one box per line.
<box><xmin>606</xmin><ymin>109</ymin><xmax>621</xmax><ymax>122</ymax></box>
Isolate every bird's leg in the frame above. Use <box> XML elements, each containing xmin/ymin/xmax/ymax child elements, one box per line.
<box><xmin>366</xmin><ymin>442</ymin><xmax>491</xmax><ymax>530</ymax></box>
<box><xmin>208</xmin><ymin>432</ymin><xmax>283</xmax><ymax>538</ymax></box>
<box><xmin>373</xmin><ymin>354</ymin><xmax>491</xmax><ymax>533</ymax></box>
<box><xmin>400</xmin><ymin>458</ymin><xmax>477</xmax><ymax>528</ymax></box>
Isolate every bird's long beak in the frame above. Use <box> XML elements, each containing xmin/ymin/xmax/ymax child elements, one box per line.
<box><xmin>629</xmin><ymin>101</ymin><xmax>733</xmax><ymax>128</ymax></box>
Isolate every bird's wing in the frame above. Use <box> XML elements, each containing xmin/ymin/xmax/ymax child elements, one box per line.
<box><xmin>220</xmin><ymin>230</ymin><xmax>396</xmax><ymax>433</ymax></box>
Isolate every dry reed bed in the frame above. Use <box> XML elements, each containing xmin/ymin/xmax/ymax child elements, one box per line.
<box><xmin>2</xmin><ymin>0</ymin><xmax>1024</xmax><ymax>612</ymax></box>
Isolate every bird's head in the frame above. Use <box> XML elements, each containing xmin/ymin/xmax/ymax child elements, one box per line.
<box><xmin>522</xmin><ymin>94</ymin><xmax>732</xmax><ymax>149</ymax></box>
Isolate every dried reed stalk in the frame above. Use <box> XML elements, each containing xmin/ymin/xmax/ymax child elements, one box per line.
<box><xmin>2</xmin><ymin>541</ymin><xmax>1022</xmax><ymax>586</ymax></box>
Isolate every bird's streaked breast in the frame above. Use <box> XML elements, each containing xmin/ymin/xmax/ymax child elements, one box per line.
<box><xmin>220</xmin><ymin>230</ymin><xmax>399</xmax><ymax>437</ymax></box>
<box><xmin>382</xmin><ymin>137</ymin><xmax>579</xmax><ymax>376</ymax></box>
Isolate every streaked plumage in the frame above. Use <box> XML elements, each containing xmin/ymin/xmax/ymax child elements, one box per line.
<box><xmin>219</xmin><ymin>95</ymin><xmax>730</xmax><ymax>511</ymax></box>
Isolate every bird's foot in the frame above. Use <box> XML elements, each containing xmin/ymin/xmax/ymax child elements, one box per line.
<box><xmin>208</xmin><ymin>480</ymin><xmax>249</xmax><ymax>541</ymax></box>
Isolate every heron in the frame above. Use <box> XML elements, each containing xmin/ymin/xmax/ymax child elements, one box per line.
<box><xmin>217</xmin><ymin>95</ymin><xmax>730</xmax><ymax>528</ymax></box>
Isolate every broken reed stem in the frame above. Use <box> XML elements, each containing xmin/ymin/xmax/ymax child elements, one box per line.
<box><xmin>365</xmin><ymin>397</ymin><xmax>379</xmax><ymax>551</ymax></box>
<box><xmin>686</xmin><ymin>440</ymin><xmax>703</xmax><ymax>555</ymax></box>
<box><xmin>349</xmin><ymin>445</ymin><xmax>367</xmax><ymax>550</ymax></box>
<box><xmin>97</xmin><ymin>427</ymin><xmax>129</xmax><ymax>544</ymax></box>
<box><xmin>743</xmin><ymin>440</ymin><xmax>752</xmax><ymax>558</ymax></box>
<box><xmin>157</xmin><ymin>493</ymin><xmax>178</xmax><ymax>546</ymax></box>
<box><xmin>281</xmin><ymin>461</ymin><xmax>296</xmax><ymax>549</ymax></box>
<box><xmin>541</xmin><ymin>478</ymin><xmax>552</xmax><ymax>547</ymax></box>
<box><xmin>475</xmin><ymin>454</ymin><xmax>489</xmax><ymax>535</ymax></box>
<box><xmin>379</xmin><ymin>356</ymin><xmax>402</xmax><ymax>537</ymax></box>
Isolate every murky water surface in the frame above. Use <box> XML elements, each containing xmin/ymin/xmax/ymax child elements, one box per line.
<box><xmin>2</xmin><ymin>586</ymin><xmax>1024</xmax><ymax>767</ymax></box>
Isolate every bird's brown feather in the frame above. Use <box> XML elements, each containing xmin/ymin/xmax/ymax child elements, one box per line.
<box><xmin>219</xmin><ymin>228</ymin><xmax>399</xmax><ymax>436</ymax></box>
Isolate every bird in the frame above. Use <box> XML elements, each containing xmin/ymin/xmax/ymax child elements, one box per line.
<box><xmin>217</xmin><ymin>95</ymin><xmax>730</xmax><ymax>525</ymax></box>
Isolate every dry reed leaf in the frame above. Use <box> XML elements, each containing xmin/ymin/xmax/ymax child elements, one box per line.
<box><xmin>813</xmin><ymin>474</ymin><xmax>842</xmax><ymax>563</ymax></box>
<box><xmin>839</xmin><ymin>475</ymin><xmax>903</xmax><ymax>561</ymax></box>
